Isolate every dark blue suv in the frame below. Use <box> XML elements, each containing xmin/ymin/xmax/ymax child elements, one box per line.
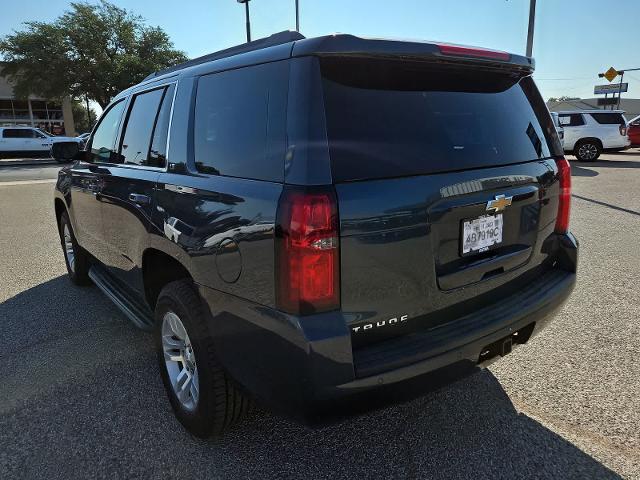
<box><xmin>53</xmin><ymin>31</ymin><xmax>578</xmax><ymax>437</ymax></box>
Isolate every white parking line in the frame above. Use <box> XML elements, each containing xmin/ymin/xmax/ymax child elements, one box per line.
<box><xmin>0</xmin><ymin>179</ymin><xmax>57</xmax><ymax>187</ymax></box>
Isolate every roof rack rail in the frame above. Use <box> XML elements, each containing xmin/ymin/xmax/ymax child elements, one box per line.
<box><xmin>143</xmin><ymin>30</ymin><xmax>305</xmax><ymax>81</ymax></box>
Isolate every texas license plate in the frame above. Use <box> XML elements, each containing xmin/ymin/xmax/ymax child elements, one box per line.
<box><xmin>462</xmin><ymin>214</ymin><xmax>503</xmax><ymax>255</ymax></box>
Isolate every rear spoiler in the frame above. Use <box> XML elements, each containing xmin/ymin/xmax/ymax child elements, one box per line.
<box><xmin>292</xmin><ymin>34</ymin><xmax>534</xmax><ymax>74</ymax></box>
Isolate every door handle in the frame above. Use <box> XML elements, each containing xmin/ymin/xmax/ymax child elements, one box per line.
<box><xmin>129</xmin><ymin>193</ymin><xmax>150</xmax><ymax>205</ymax></box>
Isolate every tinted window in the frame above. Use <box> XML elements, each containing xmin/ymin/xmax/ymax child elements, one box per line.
<box><xmin>3</xmin><ymin>129</ymin><xmax>33</xmax><ymax>138</ymax></box>
<box><xmin>90</xmin><ymin>100</ymin><xmax>126</xmax><ymax>163</ymax></box>
<box><xmin>559</xmin><ymin>114</ymin><xmax>585</xmax><ymax>127</ymax></box>
<box><xmin>119</xmin><ymin>88</ymin><xmax>165</xmax><ymax>166</ymax></box>
<box><xmin>148</xmin><ymin>84</ymin><xmax>175</xmax><ymax>168</ymax></box>
<box><xmin>194</xmin><ymin>61</ymin><xmax>287</xmax><ymax>181</ymax></box>
<box><xmin>321</xmin><ymin>58</ymin><xmax>558</xmax><ymax>182</ymax></box>
<box><xmin>590</xmin><ymin>112</ymin><xmax>625</xmax><ymax>125</ymax></box>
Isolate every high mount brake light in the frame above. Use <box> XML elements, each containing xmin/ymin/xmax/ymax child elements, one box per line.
<box><xmin>276</xmin><ymin>187</ymin><xmax>340</xmax><ymax>315</ymax></box>
<box><xmin>554</xmin><ymin>157</ymin><xmax>571</xmax><ymax>234</ymax></box>
<box><xmin>436</xmin><ymin>43</ymin><xmax>511</xmax><ymax>61</ymax></box>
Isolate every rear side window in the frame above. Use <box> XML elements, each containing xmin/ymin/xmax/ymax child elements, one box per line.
<box><xmin>119</xmin><ymin>85</ymin><xmax>174</xmax><ymax>168</ymax></box>
<box><xmin>90</xmin><ymin>100</ymin><xmax>126</xmax><ymax>163</ymax></box>
<box><xmin>320</xmin><ymin>58</ymin><xmax>559</xmax><ymax>182</ymax></box>
<box><xmin>559</xmin><ymin>114</ymin><xmax>585</xmax><ymax>127</ymax></box>
<box><xmin>3</xmin><ymin>129</ymin><xmax>33</xmax><ymax>138</ymax></box>
<box><xmin>193</xmin><ymin>61</ymin><xmax>287</xmax><ymax>182</ymax></box>
<box><xmin>590</xmin><ymin>113</ymin><xmax>625</xmax><ymax>125</ymax></box>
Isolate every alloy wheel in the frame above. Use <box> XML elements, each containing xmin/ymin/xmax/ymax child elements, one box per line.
<box><xmin>63</xmin><ymin>224</ymin><xmax>75</xmax><ymax>272</ymax></box>
<box><xmin>161</xmin><ymin>311</ymin><xmax>200</xmax><ymax>411</ymax></box>
<box><xmin>578</xmin><ymin>143</ymin><xmax>598</xmax><ymax>160</ymax></box>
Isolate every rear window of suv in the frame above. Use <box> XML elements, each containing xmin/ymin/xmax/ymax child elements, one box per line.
<box><xmin>589</xmin><ymin>113</ymin><xmax>626</xmax><ymax>125</ymax></box>
<box><xmin>320</xmin><ymin>57</ymin><xmax>561</xmax><ymax>182</ymax></box>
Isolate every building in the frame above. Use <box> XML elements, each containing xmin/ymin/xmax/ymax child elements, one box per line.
<box><xmin>0</xmin><ymin>65</ymin><xmax>75</xmax><ymax>135</ymax></box>
<box><xmin>547</xmin><ymin>97</ymin><xmax>640</xmax><ymax>121</ymax></box>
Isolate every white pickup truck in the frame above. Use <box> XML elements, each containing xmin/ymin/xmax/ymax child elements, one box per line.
<box><xmin>0</xmin><ymin>126</ymin><xmax>82</xmax><ymax>162</ymax></box>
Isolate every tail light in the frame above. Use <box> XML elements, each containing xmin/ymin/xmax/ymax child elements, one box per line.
<box><xmin>620</xmin><ymin>124</ymin><xmax>627</xmax><ymax>136</ymax></box>
<box><xmin>436</xmin><ymin>43</ymin><xmax>511</xmax><ymax>61</ymax></box>
<box><xmin>276</xmin><ymin>186</ymin><xmax>340</xmax><ymax>315</ymax></box>
<box><xmin>554</xmin><ymin>157</ymin><xmax>571</xmax><ymax>234</ymax></box>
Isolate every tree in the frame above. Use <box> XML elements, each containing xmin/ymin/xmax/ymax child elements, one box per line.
<box><xmin>0</xmin><ymin>1</ymin><xmax>187</xmax><ymax>109</ymax></box>
<box><xmin>548</xmin><ymin>96</ymin><xmax>580</xmax><ymax>102</ymax></box>
<box><xmin>72</xmin><ymin>100</ymin><xmax>97</xmax><ymax>133</ymax></box>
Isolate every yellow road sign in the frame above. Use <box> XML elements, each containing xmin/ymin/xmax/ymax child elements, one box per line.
<box><xmin>604</xmin><ymin>67</ymin><xmax>618</xmax><ymax>82</ymax></box>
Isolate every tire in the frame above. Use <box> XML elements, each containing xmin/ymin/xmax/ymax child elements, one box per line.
<box><xmin>55</xmin><ymin>158</ymin><xmax>73</xmax><ymax>164</ymax></box>
<box><xmin>155</xmin><ymin>280</ymin><xmax>251</xmax><ymax>438</ymax></box>
<box><xmin>58</xmin><ymin>211</ymin><xmax>92</xmax><ymax>286</ymax></box>
<box><xmin>574</xmin><ymin>140</ymin><xmax>601</xmax><ymax>161</ymax></box>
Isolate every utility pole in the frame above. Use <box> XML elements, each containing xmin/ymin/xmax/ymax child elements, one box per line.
<box><xmin>526</xmin><ymin>0</ymin><xmax>536</xmax><ymax>57</ymax></box>
<box><xmin>295</xmin><ymin>0</ymin><xmax>300</xmax><ymax>32</ymax></box>
<box><xmin>616</xmin><ymin>71</ymin><xmax>624</xmax><ymax>110</ymax></box>
<box><xmin>237</xmin><ymin>0</ymin><xmax>251</xmax><ymax>42</ymax></box>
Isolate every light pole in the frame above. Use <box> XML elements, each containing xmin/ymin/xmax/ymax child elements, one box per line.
<box><xmin>526</xmin><ymin>0</ymin><xmax>536</xmax><ymax>57</ymax></box>
<box><xmin>237</xmin><ymin>0</ymin><xmax>251</xmax><ymax>42</ymax></box>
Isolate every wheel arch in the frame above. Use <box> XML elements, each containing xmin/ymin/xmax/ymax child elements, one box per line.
<box><xmin>572</xmin><ymin>137</ymin><xmax>603</xmax><ymax>152</ymax></box>
<box><xmin>142</xmin><ymin>248</ymin><xmax>194</xmax><ymax>310</ymax></box>
<box><xmin>54</xmin><ymin>198</ymin><xmax>67</xmax><ymax>225</ymax></box>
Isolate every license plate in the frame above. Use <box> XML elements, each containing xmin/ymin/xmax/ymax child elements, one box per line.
<box><xmin>462</xmin><ymin>214</ymin><xmax>503</xmax><ymax>255</ymax></box>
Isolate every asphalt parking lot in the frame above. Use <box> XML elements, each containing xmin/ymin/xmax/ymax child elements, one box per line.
<box><xmin>1</xmin><ymin>152</ymin><xmax>639</xmax><ymax>479</ymax></box>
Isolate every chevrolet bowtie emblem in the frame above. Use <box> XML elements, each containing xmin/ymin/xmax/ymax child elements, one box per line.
<box><xmin>486</xmin><ymin>194</ymin><xmax>513</xmax><ymax>213</ymax></box>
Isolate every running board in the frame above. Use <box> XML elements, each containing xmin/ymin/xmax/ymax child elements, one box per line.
<box><xmin>89</xmin><ymin>265</ymin><xmax>154</xmax><ymax>331</ymax></box>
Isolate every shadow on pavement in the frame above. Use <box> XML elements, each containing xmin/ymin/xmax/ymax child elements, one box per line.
<box><xmin>0</xmin><ymin>275</ymin><xmax>126</xmax><ymax>357</ymax></box>
<box><xmin>572</xmin><ymin>194</ymin><xmax>640</xmax><ymax>217</ymax></box>
<box><xmin>580</xmin><ymin>159</ymin><xmax>640</xmax><ymax>168</ymax></box>
<box><xmin>570</xmin><ymin>164</ymin><xmax>599</xmax><ymax>177</ymax></box>
<box><xmin>0</xmin><ymin>276</ymin><xmax>622</xmax><ymax>479</ymax></box>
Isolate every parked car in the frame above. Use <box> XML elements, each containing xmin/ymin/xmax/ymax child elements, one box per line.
<box><xmin>557</xmin><ymin>110</ymin><xmax>630</xmax><ymax>161</ymax></box>
<box><xmin>627</xmin><ymin>115</ymin><xmax>640</xmax><ymax>146</ymax></box>
<box><xmin>0</xmin><ymin>126</ymin><xmax>82</xmax><ymax>161</ymax></box>
<box><xmin>550</xmin><ymin>112</ymin><xmax>565</xmax><ymax>149</ymax></box>
<box><xmin>52</xmin><ymin>31</ymin><xmax>578</xmax><ymax>437</ymax></box>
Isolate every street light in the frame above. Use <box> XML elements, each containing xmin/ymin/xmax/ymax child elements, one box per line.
<box><xmin>237</xmin><ymin>0</ymin><xmax>251</xmax><ymax>43</ymax></box>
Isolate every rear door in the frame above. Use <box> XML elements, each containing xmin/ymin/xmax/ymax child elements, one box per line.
<box><xmin>69</xmin><ymin>99</ymin><xmax>126</xmax><ymax>256</ymax></box>
<box><xmin>0</xmin><ymin>128</ymin><xmax>30</xmax><ymax>152</ymax></box>
<box><xmin>98</xmin><ymin>83</ymin><xmax>175</xmax><ymax>297</ymax></box>
<box><xmin>318</xmin><ymin>57</ymin><xmax>564</xmax><ymax>347</ymax></box>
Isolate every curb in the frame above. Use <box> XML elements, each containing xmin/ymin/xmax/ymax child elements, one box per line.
<box><xmin>0</xmin><ymin>158</ymin><xmax>58</xmax><ymax>167</ymax></box>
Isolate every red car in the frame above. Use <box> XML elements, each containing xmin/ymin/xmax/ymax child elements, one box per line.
<box><xmin>628</xmin><ymin>115</ymin><xmax>640</xmax><ymax>146</ymax></box>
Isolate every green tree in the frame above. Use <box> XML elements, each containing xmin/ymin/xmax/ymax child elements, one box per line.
<box><xmin>548</xmin><ymin>96</ymin><xmax>580</xmax><ymax>102</ymax></box>
<box><xmin>0</xmin><ymin>1</ymin><xmax>187</xmax><ymax>109</ymax></box>
<box><xmin>72</xmin><ymin>100</ymin><xmax>97</xmax><ymax>133</ymax></box>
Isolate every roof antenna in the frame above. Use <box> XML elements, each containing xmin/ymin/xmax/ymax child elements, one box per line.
<box><xmin>237</xmin><ymin>0</ymin><xmax>252</xmax><ymax>43</ymax></box>
<box><xmin>295</xmin><ymin>0</ymin><xmax>300</xmax><ymax>33</ymax></box>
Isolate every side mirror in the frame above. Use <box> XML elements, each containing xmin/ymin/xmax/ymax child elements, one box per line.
<box><xmin>51</xmin><ymin>141</ymin><xmax>86</xmax><ymax>162</ymax></box>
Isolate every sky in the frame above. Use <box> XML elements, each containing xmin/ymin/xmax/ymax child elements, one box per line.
<box><xmin>1</xmin><ymin>0</ymin><xmax>639</xmax><ymax>102</ymax></box>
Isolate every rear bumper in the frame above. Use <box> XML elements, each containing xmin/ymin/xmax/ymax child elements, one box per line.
<box><xmin>199</xmin><ymin>233</ymin><xmax>578</xmax><ymax>420</ymax></box>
